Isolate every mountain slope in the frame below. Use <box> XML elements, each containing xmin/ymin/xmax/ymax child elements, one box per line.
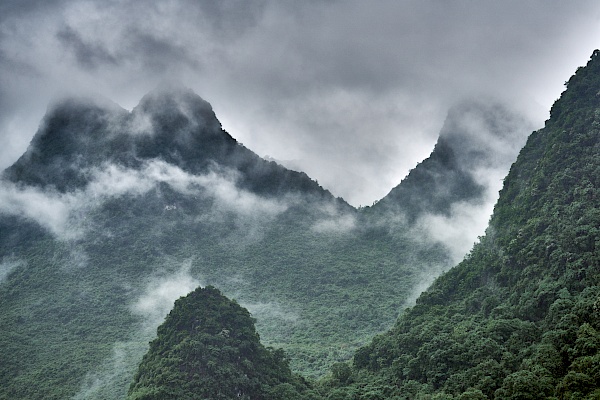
<box><xmin>2</xmin><ymin>85</ymin><xmax>331</xmax><ymax>198</ymax></box>
<box><xmin>372</xmin><ymin>100</ymin><xmax>530</xmax><ymax>223</ymax></box>
<box><xmin>0</xmin><ymin>85</ymin><xmax>462</xmax><ymax>399</ymax></box>
<box><xmin>127</xmin><ymin>286</ymin><xmax>316</xmax><ymax>400</ymax></box>
<box><xmin>327</xmin><ymin>50</ymin><xmax>600</xmax><ymax>399</ymax></box>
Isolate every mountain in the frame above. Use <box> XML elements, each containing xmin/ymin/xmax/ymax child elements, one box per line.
<box><xmin>127</xmin><ymin>286</ymin><xmax>316</xmax><ymax>400</ymax></box>
<box><xmin>361</xmin><ymin>99</ymin><xmax>532</xmax><ymax>273</ymax></box>
<box><xmin>321</xmin><ymin>50</ymin><xmax>600</xmax><ymax>399</ymax></box>
<box><xmin>3</xmin><ymin>85</ymin><xmax>330</xmax><ymax>198</ymax></box>
<box><xmin>372</xmin><ymin>100</ymin><xmax>531</xmax><ymax>223</ymax></box>
<box><xmin>0</xmin><ymin>84</ymin><xmax>487</xmax><ymax>398</ymax></box>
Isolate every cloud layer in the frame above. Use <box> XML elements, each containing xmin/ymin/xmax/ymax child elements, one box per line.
<box><xmin>0</xmin><ymin>159</ymin><xmax>289</xmax><ymax>240</ymax></box>
<box><xmin>131</xmin><ymin>261</ymin><xmax>202</xmax><ymax>329</ymax></box>
<box><xmin>1</xmin><ymin>1</ymin><xmax>599</xmax><ymax>206</ymax></box>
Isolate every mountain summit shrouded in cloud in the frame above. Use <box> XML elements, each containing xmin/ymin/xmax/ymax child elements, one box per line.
<box><xmin>3</xmin><ymin>84</ymin><xmax>332</xmax><ymax>199</ymax></box>
<box><xmin>1</xmin><ymin>1</ymin><xmax>600</xmax><ymax>206</ymax></box>
<box><xmin>375</xmin><ymin>100</ymin><xmax>532</xmax><ymax>220</ymax></box>
<box><xmin>370</xmin><ymin>100</ymin><xmax>533</xmax><ymax>266</ymax></box>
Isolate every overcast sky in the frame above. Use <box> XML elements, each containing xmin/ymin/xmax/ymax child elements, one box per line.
<box><xmin>1</xmin><ymin>0</ymin><xmax>599</xmax><ymax>206</ymax></box>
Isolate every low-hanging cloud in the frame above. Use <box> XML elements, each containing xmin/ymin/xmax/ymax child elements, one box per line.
<box><xmin>0</xmin><ymin>180</ymin><xmax>83</xmax><ymax>239</ymax></box>
<box><xmin>413</xmin><ymin>199</ymin><xmax>495</xmax><ymax>266</ymax></box>
<box><xmin>0</xmin><ymin>159</ymin><xmax>290</xmax><ymax>240</ymax></box>
<box><xmin>72</xmin><ymin>341</ymin><xmax>143</xmax><ymax>400</ymax></box>
<box><xmin>310</xmin><ymin>202</ymin><xmax>357</xmax><ymax>234</ymax></box>
<box><xmin>312</xmin><ymin>214</ymin><xmax>357</xmax><ymax>234</ymax></box>
<box><xmin>89</xmin><ymin>161</ymin><xmax>290</xmax><ymax>218</ymax></box>
<box><xmin>2</xmin><ymin>1</ymin><xmax>600</xmax><ymax>206</ymax></box>
<box><xmin>130</xmin><ymin>261</ymin><xmax>202</xmax><ymax>329</ymax></box>
<box><xmin>0</xmin><ymin>256</ymin><xmax>24</xmax><ymax>283</ymax></box>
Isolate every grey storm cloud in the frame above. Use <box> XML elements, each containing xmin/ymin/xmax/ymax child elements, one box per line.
<box><xmin>56</xmin><ymin>26</ymin><xmax>119</xmax><ymax>70</ymax></box>
<box><xmin>1</xmin><ymin>0</ymin><xmax>600</xmax><ymax>206</ymax></box>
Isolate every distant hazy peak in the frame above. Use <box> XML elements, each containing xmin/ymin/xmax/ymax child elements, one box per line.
<box><xmin>372</xmin><ymin>97</ymin><xmax>532</xmax><ymax>221</ymax></box>
<box><xmin>438</xmin><ymin>99</ymin><xmax>532</xmax><ymax>163</ymax></box>
<box><xmin>133</xmin><ymin>84</ymin><xmax>221</xmax><ymax>127</ymax></box>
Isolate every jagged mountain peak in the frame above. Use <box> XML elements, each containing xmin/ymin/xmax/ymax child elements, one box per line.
<box><xmin>2</xmin><ymin>87</ymin><xmax>338</xmax><ymax>201</ymax></box>
<box><xmin>372</xmin><ymin>98</ymin><xmax>531</xmax><ymax>221</ymax></box>
<box><xmin>2</xmin><ymin>87</ymin><xmax>234</xmax><ymax>189</ymax></box>
<box><xmin>132</xmin><ymin>83</ymin><xmax>222</xmax><ymax>133</ymax></box>
<box><xmin>436</xmin><ymin>99</ymin><xmax>531</xmax><ymax>168</ymax></box>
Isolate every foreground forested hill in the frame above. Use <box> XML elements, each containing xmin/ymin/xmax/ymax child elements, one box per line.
<box><xmin>127</xmin><ymin>286</ymin><xmax>316</xmax><ymax>400</ymax></box>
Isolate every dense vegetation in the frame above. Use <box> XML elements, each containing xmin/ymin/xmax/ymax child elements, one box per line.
<box><xmin>128</xmin><ymin>286</ymin><xmax>316</xmax><ymax>399</ymax></box>
<box><xmin>0</xmin><ymin>85</ymin><xmax>456</xmax><ymax>398</ymax></box>
<box><xmin>319</xmin><ymin>50</ymin><xmax>600</xmax><ymax>399</ymax></box>
<box><xmin>2</xmin><ymin>49</ymin><xmax>596</xmax><ymax>400</ymax></box>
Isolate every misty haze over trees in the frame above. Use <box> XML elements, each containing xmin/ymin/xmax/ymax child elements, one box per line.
<box><xmin>0</xmin><ymin>79</ymin><xmax>526</xmax><ymax>396</ymax></box>
<box><xmin>0</xmin><ymin>30</ymin><xmax>599</xmax><ymax>400</ymax></box>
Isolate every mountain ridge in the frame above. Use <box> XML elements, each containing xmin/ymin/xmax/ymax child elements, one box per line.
<box><xmin>372</xmin><ymin>100</ymin><xmax>531</xmax><ymax>223</ymax></box>
<box><xmin>3</xmin><ymin>85</ymin><xmax>339</xmax><ymax>203</ymax></box>
<box><xmin>0</xmin><ymin>83</ymin><xmax>534</xmax><ymax>398</ymax></box>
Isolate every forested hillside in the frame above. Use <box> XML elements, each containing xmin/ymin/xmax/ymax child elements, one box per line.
<box><xmin>0</xmin><ymin>47</ymin><xmax>565</xmax><ymax>400</ymax></box>
<box><xmin>127</xmin><ymin>286</ymin><xmax>316</xmax><ymax>400</ymax></box>
<box><xmin>0</xmin><ymin>84</ymin><xmax>490</xmax><ymax>398</ymax></box>
<box><xmin>322</xmin><ymin>50</ymin><xmax>600</xmax><ymax>399</ymax></box>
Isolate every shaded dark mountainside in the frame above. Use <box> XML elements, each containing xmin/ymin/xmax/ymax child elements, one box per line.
<box><xmin>3</xmin><ymin>85</ymin><xmax>333</xmax><ymax>199</ymax></box>
<box><xmin>372</xmin><ymin>100</ymin><xmax>530</xmax><ymax>223</ymax></box>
